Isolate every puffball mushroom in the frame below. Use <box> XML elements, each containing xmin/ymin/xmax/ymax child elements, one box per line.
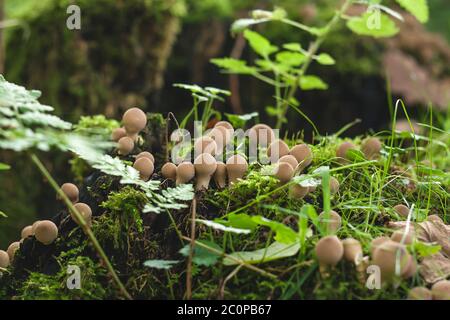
<box><xmin>194</xmin><ymin>153</ymin><xmax>217</xmax><ymax>191</ymax></box>
<box><xmin>60</xmin><ymin>183</ymin><xmax>79</xmax><ymax>203</ymax></box>
<box><xmin>278</xmin><ymin>155</ymin><xmax>299</xmax><ymax>171</ymax></box>
<box><xmin>329</xmin><ymin>177</ymin><xmax>340</xmax><ymax>195</ymax></box>
<box><xmin>408</xmin><ymin>287</ymin><xmax>433</xmax><ymax>300</ymax></box>
<box><xmin>431</xmin><ymin>280</ymin><xmax>450</xmax><ymax>300</ymax></box>
<box><xmin>248</xmin><ymin>124</ymin><xmax>275</xmax><ymax>145</ymax></box>
<box><xmin>289</xmin><ymin>144</ymin><xmax>312</xmax><ymax>170</ymax></box>
<box><xmin>176</xmin><ymin>161</ymin><xmax>195</xmax><ymax>185</ymax></box>
<box><xmin>372</xmin><ymin>240</ymin><xmax>412</xmax><ymax>282</ymax></box>
<box><xmin>111</xmin><ymin>127</ymin><xmax>127</xmax><ymax>142</ymax></box>
<box><xmin>274</xmin><ymin>162</ymin><xmax>294</xmax><ymax>184</ymax></box>
<box><xmin>133</xmin><ymin>157</ymin><xmax>154</xmax><ymax>181</ymax></box>
<box><xmin>117</xmin><ymin>136</ymin><xmax>135</xmax><ymax>156</ymax></box>
<box><xmin>342</xmin><ymin>238</ymin><xmax>363</xmax><ymax>263</ymax></box>
<box><xmin>194</xmin><ymin>136</ymin><xmax>217</xmax><ymax>156</ymax></box>
<box><xmin>267</xmin><ymin>139</ymin><xmax>290</xmax><ymax>162</ymax></box>
<box><xmin>122</xmin><ymin>107</ymin><xmax>147</xmax><ymax>139</ymax></box>
<box><xmin>391</xmin><ymin>228</ymin><xmax>415</xmax><ymax>245</ymax></box>
<box><xmin>136</xmin><ymin>151</ymin><xmax>155</xmax><ymax>164</ymax></box>
<box><xmin>289</xmin><ymin>184</ymin><xmax>309</xmax><ymax>199</ymax></box>
<box><xmin>72</xmin><ymin>202</ymin><xmax>92</xmax><ymax>226</ymax></box>
<box><xmin>370</xmin><ymin>236</ymin><xmax>390</xmax><ymax>257</ymax></box>
<box><xmin>0</xmin><ymin>250</ymin><xmax>10</xmax><ymax>269</ymax></box>
<box><xmin>226</xmin><ymin>154</ymin><xmax>248</xmax><ymax>184</ymax></box>
<box><xmin>393</xmin><ymin>204</ymin><xmax>410</xmax><ymax>218</ymax></box>
<box><xmin>336</xmin><ymin>141</ymin><xmax>356</xmax><ymax>163</ymax></box>
<box><xmin>7</xmin><ymin>242</ymin><xmax>20</xmax><ymax>261</ymax></box>
<box><xmin>315</xmin><ymin>235</ymin><xmax>344</xmax><ymax>276</ymax></box>
<box><xmin>34</xmin><ymin>220</ymin><xmax>58</xmax><ymax>245</ymax></box>
<box><xmin>213</xmin><ymin>161</ymin><xmax>227</xmax><ymax>189</ymax></box>
<box><xmin>215</xmin><ymin>120</ymin><xmax>234</xmax><ymax>131</ymax></box>
<box><xmin>361</xmin><ymin>137</ymin><xmax>382</xmax><ymax>159</ymax></box>
<box><xmin>21</xmin><ymin>225</ymin><xmax>33</xmax><ymax>239</ymax></box>
<box><xmin>208</xmin><ymin>126</ymin><xmax>228</xmax><ymax>153</ymax></box>
<box><xmin>318</xmin><ymin>210</ymin><xmax>342</xmax><ymax>233</ymax></box>
<box><xmin>31</xmin><ymin>221</ymin><xmax>41</xmax><ymax>234</ymax></box>
<box><xmin>161</xmin><ymin>162</ymin><xmax>177</xmax><ymax>181</ymax></box>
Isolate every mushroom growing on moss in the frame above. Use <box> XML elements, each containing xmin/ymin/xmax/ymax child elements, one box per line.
<box><xmin>274</xmin><ymin>162</ymin><xmax>294</xmax><ymax>184</ymax></box>
<box><xmin>336</xmin><ymin>141</ymin><xmax>356</xmax><ymax>163</ymax></box>
<box><xmin>289</xmin><ymin>144</ymin><xmax>312</xmax><ymax>170</ymax></box>
<box><xmin>370</xmin><ymin>236</ymin><xmax>390</xmax><ymax>257</ymax></box>
<box><xmin>226</xmin><ymin>154</ymin><xmax>248</xmax><ymax>184</ymax></box>
<box><xmin>393</xmin><ymin>204</ymin><xmax>410</xmax><ymax>218</ymax></box>
<box><xmin>133</xmin><ymin>157</ymin><xmax>154</xmax><ymax>181</ymax></box>
<box><xmin>267</xmin><ymin>139</ymin><xmax>290</xmax><ymax>162</ymax></box>
<box><xmin>21</xmin><ymin>225</ymin><xmax>33</xmax><ymax>239</ymax></box>
<box><xmin>176</xmin><ymin>162</ymin><xmax>195</xmax><ymax>185</ymax></box>
<box><xmin>315</xmin><ymin>235</ymin><xmax>344</xmax><ymax>276</ymax></box>
<box><xmin>361</xmin><ymin>137</ymin><xmax>382</xmax><ymax>159</ymax></box>
<box><xmin>194</xmin><ymin>136</ymin><xmax>217</xmax><ymax>156</ymax></box>
<box><xmin>372</xmin><ymin>240</ymin><xmax>412</xmax><ymax>282</ymax></box>
<box><xmin>213</xmin><ymin>161</ymin><xmax>227</xmax><ymax>189</ymax></box>
<box><xmin>72</xmin><ymin>202</ymin><xmax>93</xmax><ymax>227</ymax></box>
<box><xmin>122</xmin><ymin>107</ymin><xmax>147</xmax><ymax>140</ymax></box>
<box><xmin>0</xmin><ymin>250</ymin><xmax>10</xmax><ymax>269</ymax></box>
<box><xmin>161</xmin><ymin>162</ymin><xmax>177</xmax><ymax>181</ymax></box>
<box><xmin>208</xmin><ymin>126</ymin><xmax>228</xmax><ymax>154</ymax></box>
<box><xmin>431</xmin><ymin>280</ymin><xmax>450</xmax><ymax>300</ymax></box>
<box><xmin>194</xmin><ymin>153</ymin><xmax>217</xmax><ymax>191</ymax></box>
<box><xmin>289</xmin><ymin>184</ymin><xmax>309</xmax><ymax>199</ymax></box>
<box><xmin>60</xmin><ymin>183</ymin><xmax>79</xmax><ymax>203</ymax></box>
<box><xmin>391</xmin><ymin>228</ymin><xmax>415</xmax><ymax>245</ymax></box>
<box><xmin>34</xmin><ymin>220</ymin><xmax>58</xmax><ymax>245</ymax></box>
<box><xmin>136</xmin><ymin>151</ymin><xmax>155</xmax><ymax>163</ymax></box>
<box><xmin>7</xmin><ymin>242</ymin><xmax>20</xmax><ymax>261</ymax></box>
<box><xmin>329</xmin><ymin>177</ymin><xmax>340</xmax><ymax>195</ymax></box>
<box><xmin>342</xmin><ymin>238</ymin><xmax>363</xmax><ymax>263</ymax></box>
<box><xmin>248</xmin><ymin>124</ymin><xmax>275</xmax><ymax>145</ymax></box>
<box><xmin>318</xmin><ymin>210</ymin><xmax>342</xmax><ymax>233</ymax></box>
<box><xmin>111</xmin><ymin>127</ymin><xmax>127</xmax><ymax>142</ymax></box>
<box><xmin>408</xmin><ymin>287</ymin><xmax>432</xmax><ymax>300</ymax></box>
<box><xmin>117</xmin><ymin>136</ymin><xmax>135</xmax><ymax>156</ymax></box>
<box><xmin>278</xmin><ymin>155</ymin><xmax>299</xmax><ymax>171</ymax></box>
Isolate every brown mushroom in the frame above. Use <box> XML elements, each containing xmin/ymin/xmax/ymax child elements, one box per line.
<box><xmin>267</xmin><ymin>139</ymin><xmax>290</xmax><ymax>163</ymax></box>
<box><xmin>213</xmin><ymin>161</ymin><xmax>227</xmax><ymax>189</ymax></box>
<box><xmin>329</xmin><ymin>177</ymin><xmax>340</xmax><ymax>195</ymax></box>
<box><xmin>208</xmin><ymin>126</ymin><xmax>228</xmax><ymax>154</ymax></box>
<box><xmin>122</xmin><ymin>107</ymin><xmax>147</xmax><ymax>140</ymax></box>
<box><xmin>194</xmin><ymin>153</ymin><xmax>217</xmax><ymax>191</ymax></box>
<box><xmin>248</xmin><ymin>124</ymin><xmax>275</xmax><ymax>145</ymax></box>
<box><xmin>136</xmin><ymin>151</ymin><xmax>155</xmax><ymax>163</ymax></box>
<box><xmin>393</xmin><ymin>204</ymin><xmax>410</xmax><ymax>218</ymax></box>
<box><xmin>214</xmin><ymin>121</ymin><xmax>234</xmax><ymax>131</ymax></box>
<box><xmin>60</xmin><ymin>183</ymin><xmax>79</xmax><ymax>203</ymax></box>
<box><xmin>7</xmin><ymin>242</ymin><xmax>20</xmax><ymax>261</ymax></box>
<box><xmin>342</xmin><ymin>238</ymin><xmax>363</xmax><ymax>263</ymax></box>
<box><xmin>21</xmin><ymin>225</ymin><xmax>33</xmax><ymax>239</ymax></box>
<box><xmin>289</xmin><ymin>184</ymin><xmax>309</xmax><ymax>199</ymax></box>
<box><xmin>226</xmin><ymin>154</ymin><xmax>248</xmax><ymax>184</ymax></box>
<box><xmin>111</xmin><ymin>127</ymin><xmax>127</xmax><ymax>142</ymax></box>
<box><xmin>431</xmin><ymin>280</ymin><xmax>450</xmax><ymax>300</ymax></box>
<box><xmin>289</xmin><ymin>144</ymin><xmax>312</xmax><ymax>170</ymax></box>
<box><xmin>72</xmin><ymin>203</ymin><xmax>92</xmax><ymax>227</ymax></box>
<box><xmin>0</xmin><ymin>250</ymin><xmax>9</xmax><ymax>269</ymax></box>
<box><xmin>372</xmin><ymin>240</ymin><xmax>411</xmax><ymax>282</ymax></box>
<box><xmin>361</xmin><ymin>137</ymin><xmax>382</xmax><ymax>159</ymax></box>
<box><xmin>133</xmin><ymin>157</ymin><xmax>154</xmax><ymax>181</ymax></box>
<box><xmin>278</xmin><ymin>155</ymin><xmax>299</xmax><ymax>171</ymax></box>
<box><xmin>391</xmin><ymin>228</ymin><xmax>415</xmax><ymax>245</ymax></box>
<box><xmin>161</xmin><ymin>162</ymin><xmax>177</xmax><ymax>181</ymax></box>
<box><xmin>274</xmin><ymin>162</ymin><xmax>294</xmax><ymax>184</ymax></box>
<box><xmin>370</xmin><ymin>236</ymin><xmax>390</xmax><ymax>257</ymax></box>
<box><xmin>336</xmin><ymin>141</ymin><xmax>356</xmax><ymax>163</ymax></box>
<box><xmin>34</xmin><ymin>220</ymin><xmax>58</xmax><ymax>245</ymax></box>
<box><xmin>117</xmin><ymin>136</ymin><xmax>134</xmax><ymax>156</ymax></box>
<box><xmin>31</xmin><ymin>221</ymin><xmax>41</xmax><ymax>234</ymax></box>
<box><xmin>318</xmin><ymin>210</ymin><xmax>342</xmax><ymax>233</ymax></box>
<box><xmin>194</xmin><ymin>136</ymin><xmax>217</xmax><ymax>156</ymax></box>
<box><xmin>315</xmin><ymin>235</ymin><xmax>344</xmax><ymax>276</ymax></box>
<box><xmin>176</xmin><ymin>162</ymin><xmax>195</xmax><ymax>185</ymax></box>
<box><xmin>408</xmin><ymin>287</ymin><xmax>432</xmax><ymax>300</ymax></box>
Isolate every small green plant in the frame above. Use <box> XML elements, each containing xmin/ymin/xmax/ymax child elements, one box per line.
<box><xmin>211</xmin><ymin>1</ymin><xmax>430</xmax><ymax>129</ymax></box>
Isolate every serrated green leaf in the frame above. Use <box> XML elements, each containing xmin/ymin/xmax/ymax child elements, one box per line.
<box><xmin>243</xmin><ymin>29</ymin><xmax>278</xmax><ymax>58</ymax></box>
<box><xmin>395</xmin><ymin>0</ymin><xmax>428</xmax><ymax>23</ymax></box>
<box><xmin>299</xmin><ymin>75</ymin><xmax>328</xmax><ymax>90</ymax></box>
<box><xmin>143</xmin><ymin>259</ymin><xmax>180</xmax><ymax>270</ymax></box>
<box><xmin>275</xmin><ymin>51</ymin><xmax>306</xmax><ymax>66</ymax></box>
<box><xmin>414</xmin><ymin>242</ymin><xmax>441</xmax><ymax>258</ymax></box>
<box><xmin>347</xmin><ymin>12</ymin><xmax>399</xmax><ymax>38</ymax></box>
<box><xmin>315</xmin><ymin>53</ymin><xmax>335</xmax><ymax>65</ymax></box>
<box><xmin>210</xmin><ymin>57</ymin><xmax>256</xmax><ymax>74</ymax></box>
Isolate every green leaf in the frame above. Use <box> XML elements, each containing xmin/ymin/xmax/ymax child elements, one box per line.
<box><xmin>179</xmin><ymin>240</ymin><xmax>223</xmax><ymax>267</ymax></box>
<box><xmin>414</xmin><ymin>242</ymin><xmax>441</xmax><ymax>258</ymax></box>
<box><xmin>224</xmin><ymin>112</ymin><xmax>258</xmax><ymax>128</ymax></box>
<box><xmin>210</xmin><ymin>58</ymin><xmax>256</xmax><ymax>74</ymax></box>
<box><xmin>275</xmin><ymin>51</ymin><xmax>306</xmax><ymax>67</ymax></box>
<box><xmin>0</xmin><ymin>162</ymin><xmax>10</xmax><ymax>171</ymax></box>
<box><xmin>315</xmin><ymin>53</ymin><xmax>335</xmax><ymax>65</ymax></box>
<box><xmin>283</xmin><ymin>43</ymin><xmax>303</xmax><ymax>52</ymax></box>
<box><xmin>299</xmin><ymin>75</ymin><xmax>328</xmax><ymax>90</ymax></box>
<box><xmin>216</xmin><ymin>213</ymin><xmax>259</xmax><ymax>231</ymax></box>
<box><xmin>347</xmin><ymin>12</ymin><xmax>399</xmax><ymax>38</ymax></box>
<box><xmin>395</xmin><ymin>0</ymin><xmax>429</xmax><ymax>23</ymax></box>
<box><xmin>196</xmin><ymin>219</ymin><xmax>251</xmax><ymax>234</ymax></box>
<box><xmin>251</xmin><ymin>216</ymin><xmax>298</xmax><ymax>244</ymax></box>
<box><xmin>265</xmin><ymin>106</ymin><xmax>281</xmax><ymax>117</ymax></box>
<box><xmin>143</xmin><ymin>259</ymin><xmax>180</xmax><ymax>270</ymax></box>
<box><xmin>243</xmin><ymin>30</ymin><xmax>278</xmax><ymax>58</ymax></box>
<box><xmin>231</xmin><ymin>18</ymin><xmax>270</xmax><ymax>33</ymax></box>
<box><xmin>0</xmin><ymin>211</ymin><xmax>7</xmax><ymax>218</ymax></box>
<box><xmin>223</xmin><ymin>241</ymin><xmax>300</xmax><ymax>266</ymax></box>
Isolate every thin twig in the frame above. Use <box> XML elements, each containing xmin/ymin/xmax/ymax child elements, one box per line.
<box><xmin>219</xmin><ymin>265</ymin><xmax>242</xmax><ymax>299</ymax></box>
<box><xmin>185</xmin><ymin>196</ymin><xmax>197</xmax><ymax>300</ymax></box>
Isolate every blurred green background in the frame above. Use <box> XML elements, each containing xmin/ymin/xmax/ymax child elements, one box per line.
<box><xmin>0</xmin><ymin>0</ymin><xmax>449</xmax><ymax>247</ymax></box>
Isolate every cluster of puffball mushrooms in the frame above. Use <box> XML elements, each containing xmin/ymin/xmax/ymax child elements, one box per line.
<box><xmin>0</xmin><ymin>183</ymin><xmax>92</xmax><ymax>270</ymax></box>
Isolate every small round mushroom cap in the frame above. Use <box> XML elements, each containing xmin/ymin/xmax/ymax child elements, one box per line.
<box><xmin>213</xmin><ymin>161</ymin><xmax>227</xmax><ymax>189</ymax></box>
<box><xmin>391</xmin><ymin>228</ymin><xmax>415</xmax><ymax>245</ymax></box>
<box><xmin>122</xmin><ymin>107</ymin><xmax>147</xmax><ymax>135</ymax></box>
<box><xmin>315</xmin><ymin>235</ymin><xmax>344</xmax><ymax>267</ymax></box>
<box><xmin>372</xmin><ymin>240</ymin><xmax>411</xmax><ymax>282</ymax></box>
<box><xmin>136</xmin><ymin>151</ymin><xmax>155</xmax><ymax>163</ymax></box>
<box><xmin>361</xmin><ymin>137</ymin><xmax>382</xmax><ymax>159</ymax></box>
<box><xmin>21</xmin><ymin>225</ymin><xmax>33</xmax><ymax>239</ymax></box>
<box><xmin>318</xmin><ymin>210</ymin><xmax>342</xmax><ymax>233</ymax></box>
<box><xmin>7</xmin><ymin>241</ymin><xmax>20</xmax><ymax>261</ymax></box>
<box><xmin>370</xmin><ymin>236</ymin><xmax>390</xmax><ymax>257</ymax></box>
<box><xmin>289</xmin><ymin>184</ymin><xmax>309</xmax><ymax>199</ymax></box>
<box><xmin>60</xmin><ymin>183</ymin><xmax>79</xmax><ymax>203</ymax></box>
<box><xmin>111</xmin><ymin>127</ymin><xmax>127</xmax><ymax>142</ymax></box>
<box><xmin>133</xmin><ymin>157</ymin><xmax>154</xmax><ymax>181</ymax></box>
<box><xmin>336</xmin><ymin>141</ymin><xmax>356</xmax><ymax>162</ymax></box>
<box><xmin>194</xmin><ymin>136</ymin><xmax>217</xmax><ymax>156</ymax></box>
<box><xmin>72</xmin><ymin>202</ymin><xmax>93</xmax><ymax>226</ymax></box>
<box><xmin>208</xmin><ymin>126</ymin><xmax>228</xmax><ymax>153</ymax></box>
<box><xmin>31</xmin><ymin>221</ymin><xmax>41</xmax><ymax>234</ymax></box>
<box><xmin>289</xmin><ymin>144</ymin><xmax>312</xmax><ymax>170</ymax></box>
<box><xmin>0</xmin><ymin>250</ymin><xmax>10</xmax><ymax>268</ymax></box>
<box><xmin>34</xmin><ymin>220</ymin><xmax>58</xmax><ymax>245</ymax></box>
<box><xmin>394</xmin><ymin>119</ymin><xmax>422</xmax><ymax>134</ymax></box>
<box><xmin>274</xmin><ymin>162</ymin><xmax>294</xmax><ymax>184</ymax></box>
<box><xmin>393</xmin><ymin>204</ymin><xmax>410</xmax><ymax>218</ymax></box>
<box><xmin>118</xmin><ymin>136</ymin><xmax>135</xmax><ymax>156</ymax></box>
<box><xmin>161</xmin><ymin>162</ymin><xmax>177</xmax><ymax>181</ymax></box>
<box><xmin>194</xmin><ymin>153</ymin><xmax>217</xmax><ymax>191</ymax></box>
<box><xmin>278</xmin><ymin>155</ymin><xmax>299</xmax><ymax>171</ymax></box>
<box><xmin>267</xmin><ymin>139</ymin><xmax>290</xmax><ymax>162</ymax></box>
<box><xmin>342</xmin><ymin>238</ymin><xmax>363</xmax><ymax>263</ymax></box>
<box><xmin>176</xmin><ymin>162</ymin><xmax>195</xmax><ymax>185</ymax></box>
<box><xmin>408</xmin><ymin>287</ymin><xmax>432</xmax><ymax>300</ymax></box>
<box><xmin>329</xmin><ymin>177</ymin><xmax>339</xmax><ymax>195</ymax></box>
<box><xmin>401</xmin><ymin>255</ymin><xmax>417</xmax><ymax>279</ymax></box>
<box><xmin>214</xmin><ymin>121</ymin><xmax>234</xmax><ymax>131</ymax></box>
<box><xmin>248</xmin><ymin>124</ymin><xmax>275</xmax><ymax>145</ymax></box>
<box><xmin>431</xmin><ymin>280</ymin><xmax>450</xmax><ymax>300</ymax></box>
<box><xmin>226</xmin><ymin>154</ymin><xmax>248</xmax><ymax>184</ymax></box>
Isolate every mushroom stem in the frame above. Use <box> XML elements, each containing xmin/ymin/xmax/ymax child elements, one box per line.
<box><xmin>213</xmin><ymin>161</ymin><xmax>227</xmax><ymax>189</ymax></box>
<box><xmin>194</xmin><ymin>153</ymin><xmax>217</xmax><ymax>191</ymax></box>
